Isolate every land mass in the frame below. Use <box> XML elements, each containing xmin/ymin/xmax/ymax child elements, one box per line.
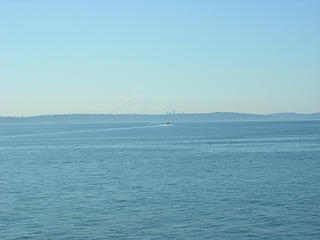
<box><xmin>0</xmin><ymin>112</ymin><xmax>320</xmax><ymax>124</ymax></box>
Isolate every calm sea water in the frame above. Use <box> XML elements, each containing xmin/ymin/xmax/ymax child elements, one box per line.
<box><xmin>0</xmin><ymin>121</ymin><xmax>319</xmax><ymax>239</ymax></box>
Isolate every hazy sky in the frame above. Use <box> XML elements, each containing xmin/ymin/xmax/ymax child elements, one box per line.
<box><xmin>1</xmin><ymin>0</ymin><xmax>319</xmax><ymax>116</ymax></box>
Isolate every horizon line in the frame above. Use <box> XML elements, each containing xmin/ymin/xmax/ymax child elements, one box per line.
<box><xmin>1</xmin><ymin>111</ymin><xmax>320</xmax><ymax>118</ymax></box>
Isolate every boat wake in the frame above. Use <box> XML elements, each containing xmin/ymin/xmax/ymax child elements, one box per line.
<box><xmin>0</xmin><ymin>124</ymin><xmax>171</xmax><ymax>139</ymax></box>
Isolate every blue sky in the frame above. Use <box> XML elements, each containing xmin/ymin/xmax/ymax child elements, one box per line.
<box><xmin>1</xmin><ymin>0</ymin><xmax>319</xmax><ymax>116</ymax></box>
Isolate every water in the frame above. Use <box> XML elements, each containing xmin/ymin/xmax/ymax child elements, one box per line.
<box><xmin>0</xmin><ymin>121</ymin><xmax>320</xmax><ymax>239</ymax></box>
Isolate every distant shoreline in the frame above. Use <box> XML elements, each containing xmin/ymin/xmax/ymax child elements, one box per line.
<box><xmin>0</xmin><ymin>112</ymin><xmax>319</xmax><ymax>124</ymax></box>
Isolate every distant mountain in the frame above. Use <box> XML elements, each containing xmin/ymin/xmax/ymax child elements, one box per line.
<box><xmin>0</xmin><ymin>112</ymin><xmax>319</xmax><ymax>124</ymax></box>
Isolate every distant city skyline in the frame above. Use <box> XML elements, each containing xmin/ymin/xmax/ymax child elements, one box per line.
<box><xmin>1</xmin><ymin>0</ymin><xmax>319</xmax><ymax>116</ymax></box>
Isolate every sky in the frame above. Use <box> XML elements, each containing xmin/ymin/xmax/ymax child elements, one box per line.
<box><xmin>1</xmin><ymin>0</ymin><xmax>319</xmax><ymax>116</ymax></box>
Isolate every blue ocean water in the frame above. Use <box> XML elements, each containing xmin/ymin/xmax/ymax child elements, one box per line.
<box><xmin>0</xmin><ymin>121</ymin><xmax>319</xmax><ymax>239</ymax></box>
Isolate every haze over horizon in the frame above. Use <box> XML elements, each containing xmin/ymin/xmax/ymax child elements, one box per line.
<box><xmin>1</xmin><ymin>0</ymin><xmax>319</xmax><ymax>116</ymax></box>
<box><xmin>1</xmin><ymin>111</ymin><xmax>320</xmax><ymax>120</ymax></box>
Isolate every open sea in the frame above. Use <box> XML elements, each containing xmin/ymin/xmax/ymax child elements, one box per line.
<box><xmin>0</xmin><ymin>121</ymin><xmax>319</xmax><ymax>239</ymax></box>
